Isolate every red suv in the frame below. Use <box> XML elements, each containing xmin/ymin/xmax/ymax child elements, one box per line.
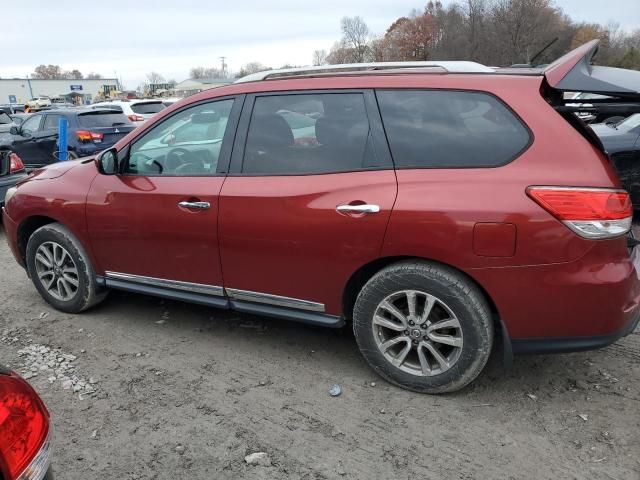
<box><xmin>3</xmin><ymin>41</ymin><xmax>640</xmax><ymax>393</ymax></box>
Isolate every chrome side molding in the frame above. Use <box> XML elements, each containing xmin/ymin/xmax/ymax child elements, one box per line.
<box><xmin>225</xmin><ymin>288</ymin><xmax>325</xmax><ymax>312</ymax></box>
<box><xmin>104</xmin><ymin>272</ymin><xmax>225</xmax><ymax>297</ymax></box>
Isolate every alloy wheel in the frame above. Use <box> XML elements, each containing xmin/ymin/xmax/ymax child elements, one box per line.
<box><xmin>372</xmin><ymin>290</ymin><xmax>463</xmax><ymax>376</ymax></box>
<box><xmin>34</xmin><ymin>241</ymin><xmax>79</xmax><ymax>302</ymax></box>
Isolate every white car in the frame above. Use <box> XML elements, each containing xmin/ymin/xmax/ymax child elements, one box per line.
<box><xmin>90</xmin><ymin>99</ymin><xmax>166</xmax><ymax>126</ymax></box>
<box><xmin>26</xmin><ymin>96</ymin><xmax>52</xmax><ymax>110</ymax></box>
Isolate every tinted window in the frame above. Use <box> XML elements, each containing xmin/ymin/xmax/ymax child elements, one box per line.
<box><xmin>125</xmin><ymin>99</ymin><xmax>233</xmax><ymax>176</ymax></box>
<box><xmin>95</xmin><ymin>104</ymin><xmax>123</xmax><ymax>113</ymax></box>
<box><xmin>131</xmin><ymin>102</ymin><xmax>165</xmax><ymax>114</ymax></box>
<box><xmin>78</xmin><ymin>112</ymin><xmax>131</xmax><ymax>128</ymax></box>
<box><xmin>377</xmin><ymin>90</ymin><xmax>530</xmax><ymax>168</ymax></box>
<box><xmin>243</xmin><ymin>93</ymin><xmax>380</xmax><ymax>174</ymax></box>
<box><xmin>43</xmin><ymin>114</ymin><xmax>62</xmax><ymax>129</ymax></box>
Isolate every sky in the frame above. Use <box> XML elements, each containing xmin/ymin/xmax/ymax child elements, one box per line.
<box><xmin>1</xmin><ymin>0</ymin><xmax>638</xmax><ymax>89</ymax></box>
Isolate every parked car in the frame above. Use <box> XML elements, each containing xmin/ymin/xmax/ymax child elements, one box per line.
<box><xmin>567</xmin><ymin>91</ymin><xmax>640</xmax><ymax>124</ymax></box>
<box><xmin>0</xmin><ymin>104</ymin><xmax>26</xmax><ymax>115</ymax></box>
<box><xmin>91</xmin><ymin>99</ymin><xmax>166</xmax><ymax>126</ymax></box>
<box><xmin>0</xmin><ymin>150</ymin><xmax>27</xmax><ymax>208</ymax></box>
<box><xmin>0</xmin><ymin>110</ymin><xmax>14</xmax><ymax>134</ymax></box>
<box><xmin>25</xmin><ymin>97</ymin><xmax>52</xmax><ymax>110</ymax></box>
<box><xmin>590</xmin><ymin>113</ymin><xmax>640</xmax><ymax>211</ymax></box>
<box><xmin>9</xmin><ymin>113</ymin><xmax>31</xmax><ymax>127</ymax></box>
<box><xmin>0</xmin><ymin>365</ymin><xmax>53</xmax><ymax>480</ymax></box>
<box><xmin>3</xmin><ymin>40</ymin><xmax>640</xmax><ymax>394</ymax></box>
<box><xmin>0</xmin><ymin>108</ymin><xmax>135</xmax><ymax>169</ymax></box>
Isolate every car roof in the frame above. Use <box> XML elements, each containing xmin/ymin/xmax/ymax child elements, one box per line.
<box><xmin>44</xmin><ymin>107</ymin><xmax>125</xmax><ymax>116</ymax></box>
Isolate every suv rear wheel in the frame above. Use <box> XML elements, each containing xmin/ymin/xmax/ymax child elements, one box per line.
<box><xmin>26</xmin><ymin>223</ymin><xmax>107</xmax><ymax>313</ymax></box>
<box><xmin>353</xmin><ymin>261</ymin><xmax>493</xmax><ymax>393</ymax></box>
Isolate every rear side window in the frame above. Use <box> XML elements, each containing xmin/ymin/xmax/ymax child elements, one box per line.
<box><xmin>131</xmin><ymin>102</ymin><xmax>165</xmax><ymax>114</ymax></box>
<box><xmin>377</xmin><ymin>90</ymin><xmax>530</xmax><ymax>168</ymax></box>
<box><xmin>43</xmin><ymin>114</ymin><xmax>62</xmax><ymax>130</ymax></box>
<box><xmin>243</xmin><ymin>93</ymin><xmax>382</xmax><ymax>175</ymax></box>
<box><xmin>78</xmin><ymin>112</ymin><xmax>130</xmax><ymax>128</ymax></box>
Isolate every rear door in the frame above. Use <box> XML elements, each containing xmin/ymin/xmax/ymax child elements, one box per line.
<box><xmin>38</xmin><ymin>113</ymin><xmax>63</xmax><ymax>163</ymax></box>
<box><xmin>218</xmin><ymin>90</ymin><xmax>397</xmax><ymax>319</ymax></box>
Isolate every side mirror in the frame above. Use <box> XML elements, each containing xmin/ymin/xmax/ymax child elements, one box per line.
<box><xmin>9</xmin><ymin>126</ymin><xmax>19</xmax><ymax>135</ymax></box>
<box><xmin>96</xmin><ymin>148</ymin><xmax>119</xmax><ymax>175</ymax></box>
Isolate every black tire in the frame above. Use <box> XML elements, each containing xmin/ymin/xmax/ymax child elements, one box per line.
<box><xmin>353</xmin><ymin>261</ymin><xmax>493</xmax><ymax>394</ymax></box>
<box><xmin>26</xmin><ymin>223</ymin><xmax>107</xmax><ymax>313</ymax></box>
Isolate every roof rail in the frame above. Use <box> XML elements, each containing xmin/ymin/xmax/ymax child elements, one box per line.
<box><xmin>234</xmin><ymin>61</ymin><xmax>495</xmax><ymax>83</ymax></box>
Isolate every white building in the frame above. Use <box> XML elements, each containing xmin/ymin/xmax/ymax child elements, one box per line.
<box><xmin>0</xmin><ymin>78</ymin><xmax>119</xmax><ymax>105</ymax></box>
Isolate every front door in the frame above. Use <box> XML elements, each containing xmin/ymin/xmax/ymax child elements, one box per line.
<box><xmin>11</xmin><ymin>113</ymin><xmax>44</xmax><ymax>168</ymax></box>
<box><xmin>86</xmin><ymin>96</ymin><xmax>241</xmax><ymax>296</ymax></box>
<box><xmin>219</xmin><ymin>91</ymin><xmax>397</xmax><ymax>317</ymax></box>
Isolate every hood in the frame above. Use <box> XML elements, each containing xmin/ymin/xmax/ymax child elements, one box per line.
<box><xmin>588</xmin><ymin>123</ymin><xmax>620</xmax><ymax>137</ymax></box>
<box><xmin>28</xmin><ymin>158</ymin><xmax>88</xmax><ymax>181</ymax></box>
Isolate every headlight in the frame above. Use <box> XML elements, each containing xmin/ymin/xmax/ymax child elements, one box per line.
<box><xmin>5</xmin><ymin>186</ymin><xmax>17</xmax><ymax>205</ymax></box>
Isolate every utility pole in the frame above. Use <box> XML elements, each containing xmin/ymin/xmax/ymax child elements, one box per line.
<box><xmin>220</xmin><ymin>56</ymin><xmax>227</xmax><ymax>78</ymax></box>
<box><xmin>26</xmin><ymin>74</ymin><xmax>34</xmax><ymax>99</ymax></box>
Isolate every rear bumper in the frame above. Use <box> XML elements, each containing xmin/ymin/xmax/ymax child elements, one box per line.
<box><xmin>511</xmin><ymin>309</ymin><xmax>639</xmax><ymax>354</ymax></box>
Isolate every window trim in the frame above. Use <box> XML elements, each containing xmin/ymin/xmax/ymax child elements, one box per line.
<box><xmin>228</xmin><ymin>89</ymin><xmax>393</xmax><ymax>176</ymax></box>
<box><xmin>119</xmin><ymin>94</ymin><xmax>245</xmax><ymax>177</ymax></box>
<box><xmin>374</xmin><ymin>88</ymin><xmax>534</xmax><ymax>170</ymax></box>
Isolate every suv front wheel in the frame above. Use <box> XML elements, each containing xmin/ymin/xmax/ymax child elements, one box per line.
<box><xmin>353</xmin><ymin>261</ymin><xmax>493</xmax><ymax>394</ymax></box>
<box><xmin>26</xmin><ymin>223</ymin><xmax>107</xmax><ymax>313</ymax></box>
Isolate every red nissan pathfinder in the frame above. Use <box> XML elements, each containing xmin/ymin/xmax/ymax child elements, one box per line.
<box><xmin>3</xmin><ymin>40</ymin><xmax>640</xmax><ymax>393</ymax></box>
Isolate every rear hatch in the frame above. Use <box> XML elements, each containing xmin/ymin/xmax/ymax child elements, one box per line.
<box><xmin>77</xmin><ymin>111</ymin><xmax>135</xmax><ymax>145</ymax></box>
<box><xmin>130</xmin><ymin>101</ymin><xmax>165</xmax><ymax>120</ymax></box>
<box><xmin>543</xmin><ymin>40</ymin><xmax>640</xmax><ymax>210</ymax></box>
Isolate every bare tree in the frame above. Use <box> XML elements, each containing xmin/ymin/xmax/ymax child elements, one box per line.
<box><xmin>86</xmin><ymin>72</ymin><xmax>102</xmax><ymax>79</ymax></box>
<box><xmin>32</xmin><ymin>65</ymin><xmax>63</xmax><ymax>79</ymax></box>
<box><xmin>340</xmin><ymin>16</ymin><xmax>371</xmax><ymax>62</ymax></box>
<box><xmin>237</xmin><ymin>62</ymin><xmax>271</xmax><ymax>78</ymax></box>
<box><xmin>146</xmin><ymin>71</ymin><xmax>165</xmax><ymax>84</ymax></box>
<box><xmin>190</xmin><ymin>66</ymin><xmax>225</xmax><ymax>79</ymax></box>
<box><xmin>312</xmin><ymin>49</ymin><xmax>328</xmax><ymax>66</ymax></box>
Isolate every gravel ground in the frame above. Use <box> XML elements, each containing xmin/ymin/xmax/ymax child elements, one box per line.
<box><xmin>1</xmin><ymin>226</ymin><xmax>639</xmax><ymax>480</ymax></box>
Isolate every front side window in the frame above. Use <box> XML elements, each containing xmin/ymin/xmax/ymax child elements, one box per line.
<box><xmin>125</xmin><ymin>99</ymin><xmax>234</xmax><ymax>176</ymax></box>
<box><xmin>377</xmin><ymin>90</ymin><xmax>531</xmax><ymax>168</ymax></box>
<box><xmin>20</xmin><ymin>115</ymin><xmax>42</xmax><ymax>135</ymax></box>
<box><xmin>242</xmin><ymin>93</ymin><xmax>381</xmax><ymax>175</ymax></box>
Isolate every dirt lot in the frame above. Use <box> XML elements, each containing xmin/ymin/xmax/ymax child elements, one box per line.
<box><xmin>1</xmin><ymin>227</ymin><xmax>639</xmax><ymax>480</ymax></box>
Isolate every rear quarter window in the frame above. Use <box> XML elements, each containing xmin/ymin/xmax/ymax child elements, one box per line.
<box><xmin>377</xmin><ymin>90</ymin><xmax>531</xmax><ymax>168</ymax></box>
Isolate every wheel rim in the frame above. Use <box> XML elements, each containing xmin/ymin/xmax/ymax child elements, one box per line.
<box><xmin>34</xmin><ymin>241</ymin><xmax>79</xmax><ymax>302</ymax></box>
<box><xmin>372</xmin><ymin>290</ymin><xmax>463</xmax><ymax>377</ymax></box>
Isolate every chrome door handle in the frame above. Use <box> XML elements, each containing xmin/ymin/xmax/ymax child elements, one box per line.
<box><xmin>336</xmin><ymin>204</ymin><xmax>380</xmax><ymax>214</ymax></box>
<box><xmin>178</xmin><ymin>201</ymin><xmax>210</xmax><ymax>210</ymax></box>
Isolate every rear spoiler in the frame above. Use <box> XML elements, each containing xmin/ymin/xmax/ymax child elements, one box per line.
<box><xmin>544</xmin><ymin>39</ymin><xmax>640</xmax><ymax>99</ymax></box>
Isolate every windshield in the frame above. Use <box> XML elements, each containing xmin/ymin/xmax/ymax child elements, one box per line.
<box><xmin>131</xmin><ymin>102</ymin><xmax>165</xmax><ymax>114</ymax></box>
<box><xmin>78</xmin><ymin>112</ymin><xmax>132</xmax><ymax>128</ymax></box>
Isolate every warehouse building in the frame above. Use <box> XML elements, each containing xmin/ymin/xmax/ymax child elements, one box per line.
<box><xmin>0</xmin><ymin>78</ymin><xmax>120</xmax><ymax>105</ymax></box>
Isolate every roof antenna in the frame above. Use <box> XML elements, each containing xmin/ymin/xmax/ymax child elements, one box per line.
<box><xmin>529</xmin><ymin>37</ymin><xmax>559</xmax><ymax>66</ymax></box>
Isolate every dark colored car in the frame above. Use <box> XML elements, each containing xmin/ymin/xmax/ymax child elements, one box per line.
<box><xmin>3</xmin><ymin>40</ymin><xmax>640</xmax><ymax>394</ymax></box>
<box><xmin>590</xmin><ymin>114</ymin><xmax>640</xmax><ymax>211</ymax></box>
<box><xmin>0</xmin><ymin>365</ymin><xmax>53</xmax><ymax>480</ymax></box>
<box><xmin>0</xmin><ymin>111</ymin><xmax>14</xmax><ymax>135</ymax></box>
<box><xmin>0</xmin><ymin>108</ymin><xmax>135</xmax><ymax>169</ymax></box>
<box><xmin>0</xmin><ymin>151</ymin><xmax>27</xmax><ymax>208</ymax></box>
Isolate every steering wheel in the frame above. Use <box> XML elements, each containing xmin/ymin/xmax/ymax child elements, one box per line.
<box><xmin>166</xmin><ymin>147</ymin><xmax>197</xmax><ymax>173</ymax></box>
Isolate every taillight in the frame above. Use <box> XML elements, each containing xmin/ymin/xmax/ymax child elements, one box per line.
<box><xmin>0</xmin><ymin>373</ymin><xmax>51</xmax><ymax>480</ymax></box>
<box><xmin>9</xmin><ymin>153</ymin><xmax>25</xmax><ymax>173</ymax></box>
<box><xmin>527</xmin><ymin>186</ymin><xmax>632</xmax><ymax>239</ymax></box>
<box><xmin>127</xmin><ymin>114</ymin><xmax>144</xmax><ymax>122</ymax></box>
<box><xmin>76</xmin><ymin>130</ymin><xmax>104</xmax><ymax>143</ymax></box>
